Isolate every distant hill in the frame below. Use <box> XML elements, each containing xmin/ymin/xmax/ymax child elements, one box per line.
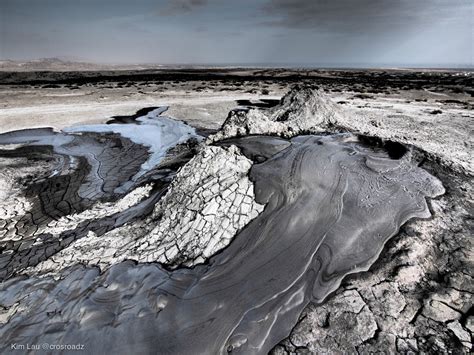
<box><xmin>0</xmin><ymin>58</ymin><xmax>166</xmax><ymax>72</ymax></box>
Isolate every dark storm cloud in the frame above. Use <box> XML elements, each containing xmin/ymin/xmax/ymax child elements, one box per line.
<box><xmin>261</xmin><ymin>0</ymin><xmax>470</xmax><ymax>32</ymax></box>
<box><xmin>160</xmin><ymin>0</ymin><xmax>208</xmax><ymax>15</ymax></box>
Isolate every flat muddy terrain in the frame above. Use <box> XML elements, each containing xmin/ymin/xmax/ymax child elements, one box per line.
<box><xmin>0</xmin><ymin>68</ymin><xmax>472</xmax><ymax>354</ymax></box>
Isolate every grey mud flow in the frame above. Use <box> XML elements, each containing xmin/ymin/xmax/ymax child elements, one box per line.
<box><xmin>0</xmin><ymin>134</ymin><xmax>443</xmax><ymax>354</ymax></box>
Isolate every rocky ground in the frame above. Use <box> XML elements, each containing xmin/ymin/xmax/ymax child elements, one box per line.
<box><xmin>0</xmin><ymin>69</ymin><xmax>472</xmax><ymax>354</ymax></box>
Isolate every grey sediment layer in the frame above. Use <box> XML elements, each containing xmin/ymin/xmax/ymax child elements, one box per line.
<box><xmin>0</xmin><ymin>127</ymin><xmax>443</xmax><ymax>354</ymax></box>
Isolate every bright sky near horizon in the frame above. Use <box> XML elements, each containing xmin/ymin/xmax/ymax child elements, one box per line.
<box><xmin>0</xmin><ymin>0</ymin><xmax>472</xmax><ymax>67</ymax></box>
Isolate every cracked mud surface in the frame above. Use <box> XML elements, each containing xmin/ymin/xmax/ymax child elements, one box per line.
<box><xmin>0</xmin><ymin>76</ymin><xmax>472</xmax><ymax>354</ymax></box>
<box><xmin>22</xmin><ymin>144</ymin><xmax>265</xmax><ymax>274</ymax></box>
<box><xmin>211</xmin><ymin>88</ymin><xmax>472</xmax><ymax>353</ymax></box>
<box><xmin>272</xmin><ymin>164</ymin><xmax>473</xmax><ymax>354</ymax></box>
<box><xmin>1</xmin><ymin>130</ymin><xmax>443</xmax><ymax>354</ymax></box>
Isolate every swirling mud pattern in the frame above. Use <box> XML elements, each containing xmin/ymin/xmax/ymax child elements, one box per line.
<box><xmin>0</xmin><ymin>125</ymin><xmax>444</xmax><ymax>354</ymax></box>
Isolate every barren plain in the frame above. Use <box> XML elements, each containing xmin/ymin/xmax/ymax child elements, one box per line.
<box><xmin>0</xmin><ymin>68</ymin><xmax>472</xmax><ymax>354</ymax></box>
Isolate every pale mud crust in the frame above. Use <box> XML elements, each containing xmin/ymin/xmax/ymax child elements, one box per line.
<box><xmin>212</xmin><ymin>87</ymin><xmax>473</xmax><ymax>174</ymax></box>
<box><xmin>19</xmin><ymin>184</ymin><xmax>154</xmax><ymax>276</ymax></box>
<box><xmin>209</xmin><ymin>87</ymin><xmax>343</xmax><ymax>141</ymax></box>
<box><xmin>133</xmin><ymin>145</ymin><xmax>264</xmax><ymax>266</ymax></box>
<box><xmin>0</xmin><ymin>131</ymin><xmax>153</xmax><ymax>280</ymax></box>
<box><xmin>0</xmin><ymin>154</ymin><xmax>52</xmax><ymax>243</ymax></box>
<box><xmin>24</xmin><ymin>145</ymin><xmax>264</xmax><ymax>274</ymax></box>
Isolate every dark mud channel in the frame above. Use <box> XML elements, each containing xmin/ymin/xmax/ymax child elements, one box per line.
<box><xmin>0</xmin><ymin>108</ymin><xmax>199</xmax><ymax>280</ymax></box>
<box><xmin>0</xmin><ymin>122</ymin><xmax>444</xmax><ymax>354</ymax></box>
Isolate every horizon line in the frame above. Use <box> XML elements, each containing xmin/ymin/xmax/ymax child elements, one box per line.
<box><xmin>1</xmin><ymin>58</ymin><xmax>473</xmax><ymax>71</ymax></box>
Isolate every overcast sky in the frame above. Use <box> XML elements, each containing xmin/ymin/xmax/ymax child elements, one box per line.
<box><xmin>0</xmin><ymin>0</ymin><xmax>472</xmax><ymax>67</ymax></box>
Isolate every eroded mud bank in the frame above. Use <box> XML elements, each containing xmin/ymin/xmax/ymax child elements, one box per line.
<box><xmin>0</xmin><ymin>108</ymin><xmax>200</xmax><ymax>280</ymax></box>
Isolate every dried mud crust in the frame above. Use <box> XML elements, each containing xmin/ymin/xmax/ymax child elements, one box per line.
<box><xmin>272</xmin><ymin>165</ymin><xmax>473</xmax><ymax>353</ymax></box>
<box><xmin>0</xmin><ymin>131</ymin><xmax>151</xmax><ymax>280</ymax></box>
<box><xmin>211</xmin><ymin>87</ymin><xmax>473</xmax><ymax>174</ymax></box>
<box><xmin>262</xmin><ymin>134</ymin><xmax>472</xmax><ymax>352</ymax></box>
<box><xmin>0</xmin><ymin>86</ymin><xmax>471</xmax><ymax>353</ymax></box>
<box><xmin>22</xmin><ymin>144</ymin><xmax>265</xmax><ymax>274</ymax></box>
<box><xmin>0</xmin><ymin>131</ymin><xmax>446</xmax><ymax>354</ymax></box>
<box><xmin>210</xmin><ymin>88</ymin><xmax>472</xmax><ymax>353</ymax></box>
<box><xmin>131</xmin><ymin>145</ymin><xmax>264</xmax><ymax>267</ymax></box>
